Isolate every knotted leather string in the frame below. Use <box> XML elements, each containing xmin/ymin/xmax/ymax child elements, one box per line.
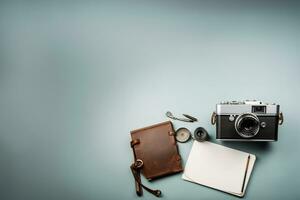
<box><xmin>130</xmin><ymin>160</ymin><xmax>162</xmax><ymax>197</ymax></box>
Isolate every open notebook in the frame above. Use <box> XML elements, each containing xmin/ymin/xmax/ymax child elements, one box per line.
<box><xmin>182</xmin><ymin>141</ymin><xmax>256</xmax><ymax>197</ymax></box>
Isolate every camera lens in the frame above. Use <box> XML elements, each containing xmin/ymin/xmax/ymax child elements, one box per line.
<box><xmin>235</xmin><ymin>113</ymin><xmax>260</xmax><ymax>138</ymax></box>
<box><xmin>194</xmin><ymin>127</ymin><xmax>209</xmax><ymax>142</ymax></box>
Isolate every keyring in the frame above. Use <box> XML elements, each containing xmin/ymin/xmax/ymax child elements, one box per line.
<box><xmin>166</xmin><ymin>111</ymin><xmax>198</xmax><ymax>123</ymax></box>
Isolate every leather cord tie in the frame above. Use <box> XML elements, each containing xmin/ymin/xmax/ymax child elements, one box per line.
<box><xmin>130</xmin><ymin>159</ymin><xmax>162</xmax><ymax>197</ymax></box>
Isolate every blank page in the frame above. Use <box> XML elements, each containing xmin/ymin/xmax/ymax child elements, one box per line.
<box><xmin>183</xmin><ymin>141</ymin><xmax>256</xmax><ymax>196</ymax></box>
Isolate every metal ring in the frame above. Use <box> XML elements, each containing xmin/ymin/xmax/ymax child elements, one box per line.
<box><xmin>211</xmin><ymin>112</ymin><xmax>216</xmax><ymax>125</ymax></box>
<box><xmin>279</xmin><ymin>112</ymin><xmax>284</xmax><ymax>125</ymax></box>
<box><xmin>235</xmin><ymin>113</ymin><xmax>260</xmax><ymax>138</ymax></box>
<box><xmin>134</xmin><ymin>159</ymin><xmax>144</xmax><ymax>168</ymax></box>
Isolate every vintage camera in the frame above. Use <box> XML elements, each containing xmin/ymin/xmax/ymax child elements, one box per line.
<box><xmin>211</xmin><ymin>100</ymin><xmax>283</xmax><ymax>141</ymax></box>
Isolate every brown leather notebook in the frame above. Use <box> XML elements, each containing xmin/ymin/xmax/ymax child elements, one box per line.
<box><xmin>130</xmin><ymin>121</ymin><xmax>183</xmax><ymax>197</ymax></box>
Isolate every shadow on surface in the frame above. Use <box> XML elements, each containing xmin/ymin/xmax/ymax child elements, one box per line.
<box><xmin>220</xmin><ymin>141</ymin><xmax>273</xmax><ymax>155</ymax></box>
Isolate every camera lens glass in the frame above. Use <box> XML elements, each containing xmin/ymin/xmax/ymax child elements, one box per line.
<box><xmin>235</xmin><ymin>113</ymin><xmax>260</xmax><ymax>138</ymax></box>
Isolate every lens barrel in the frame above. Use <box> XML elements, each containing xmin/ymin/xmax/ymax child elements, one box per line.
<box><xmin>235</xmin><ymin>113</ymin><xmax>260</xmax><ymax>138</ymax></box>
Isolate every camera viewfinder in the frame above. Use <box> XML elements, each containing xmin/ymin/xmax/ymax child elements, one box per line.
<box><xmin>252</xmin><ymin>106</ymin><xmax>266</xmax><ymax>114</ymax></box>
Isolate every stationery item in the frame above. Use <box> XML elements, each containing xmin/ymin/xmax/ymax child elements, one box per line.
<box><xmin>175</xmin><ymin>128</ymin><xmax>191</xmax><ymax>143</ymax></box>
<box><xmin>241</xmin><ymin>155</ymin><xmax>250</xmax><ymax>193</ymax></box>
<box><xmin>166</xmin><ymin>111</ymin><xmax>198</xmax><ymax>122</ymax></box>
<box><xmin>182</xmin><ymin>141</ymin><xmax>256</xmax><ymax>197</ymax></box>
<box><xmin>130</xmin><ymin>121</ymin><xmax>183</xmax><ymax>197</ymax></box>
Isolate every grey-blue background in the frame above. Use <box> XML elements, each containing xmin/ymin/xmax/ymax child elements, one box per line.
<box><xmin>0</xmin><ymin>1</ymin><xmax>299</xmax><ymax>199</ymax></box>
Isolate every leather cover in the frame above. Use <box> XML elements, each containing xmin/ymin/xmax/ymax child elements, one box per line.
<box><xmin>130</xmin><ymin>121</ymin><xmax>183</xmax><ymax>180</ymax></box>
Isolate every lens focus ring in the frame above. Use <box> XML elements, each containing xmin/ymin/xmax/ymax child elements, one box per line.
<box><xmin>235</xmin><ymin>113</ymin><xmax>260</xmax><ymax>138</ymax></box>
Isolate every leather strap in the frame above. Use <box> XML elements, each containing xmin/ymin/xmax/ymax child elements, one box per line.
<box><xmin>134</xmin><ymin>167</ymin><xmax>142</xmax><ymax>196</ymax></box>
<box><xmin>130</xmin><ymin>139</ymin><xmax>140</xmax><ymax>147</ymax></box>
<box><xmin>130</xmin><ymin>160</ymin><xmax>162</xmax><ymax>197</ymax></box>
<box><xmin>131</xmin><ymin>159</ymin><xmax>142</xmax><ymax>196</ymax></box>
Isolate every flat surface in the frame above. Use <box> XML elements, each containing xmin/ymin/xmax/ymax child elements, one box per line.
<box><xmin>0</xmin><ymin>1</ymin><xmax>300</xmax><ymax>200</ymax></box>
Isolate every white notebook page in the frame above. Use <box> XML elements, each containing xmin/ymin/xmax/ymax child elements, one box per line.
<box><xmin>183</xmin><ymin>141</ymin><xmax>256</xmax><ymax>196</ymax></box>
